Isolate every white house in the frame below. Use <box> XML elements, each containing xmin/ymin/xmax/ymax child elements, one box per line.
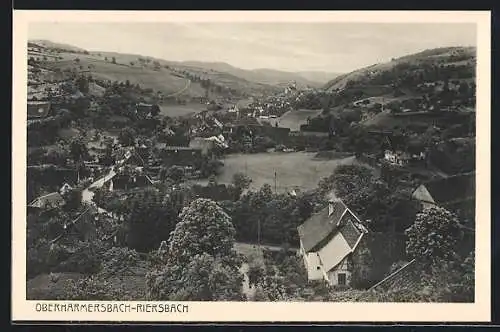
<box><xmin>384</xmin><ymin>150</ymin><xmax>411</xmax><ymax>166</ymax></box>
<box><xmin>297</xmin><ymin>198</ymin><xmax>368</xmax><ymax>287</ymax></box>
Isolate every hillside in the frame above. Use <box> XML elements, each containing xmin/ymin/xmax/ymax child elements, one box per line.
<box><xmin>29</xmin><ymin>39</ymin><xmax>88</xmax><ymax>53</ymax></box>
<box><xmin>324</xmin><ymin>46</ymin><xmax>476</xmax><ymax>92</ymax></box>
<box><xmin>296</xmin><ymin>71</ymin><xmax>342</xmax><ymax>85</ymax></box>
<box><xmin>28</xmin><ymin>40</ymin><xmax>282</xmax><ymax>101</ymax></box>
<box><xmin>179</xmin><ymin>61</ymin><xmax>335</xmax><ymax>88</ymax></box>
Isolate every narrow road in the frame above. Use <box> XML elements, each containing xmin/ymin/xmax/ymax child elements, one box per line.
<box><xmin>164</xmin><ymin>79</ymin><xmax>191</xmax><ymax>98</ymax></box>
<box><xmin>81</xmin><ymin>151</ymin><xmax>133</xmax><ymax>210</ymax></box>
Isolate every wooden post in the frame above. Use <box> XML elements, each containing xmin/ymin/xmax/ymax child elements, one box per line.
<box><xmin>274</xmin><ymin>170</ymin><xmax>277</xmax><ymax>193</ymax></box>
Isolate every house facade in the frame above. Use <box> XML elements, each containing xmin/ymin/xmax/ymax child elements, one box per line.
<box><xmin>297</xmin><ymin>199</ymin><xmax>368</xmax><ymax>287</ymax></box>
<box><xmin>384</xmin><ymin>150</ymin><xmax>411</xmax><ymax>166</ymax></box>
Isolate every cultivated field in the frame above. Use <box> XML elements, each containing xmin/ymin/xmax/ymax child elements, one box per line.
<box><xmin>268</xmin><ymin>109</ymin><xmax>323</xmax><ymax>131</ymax></box>
<box><xmin>210</xmin><ymin>152</ymin><xmax>357</xmax><ymax>193</ymax></box>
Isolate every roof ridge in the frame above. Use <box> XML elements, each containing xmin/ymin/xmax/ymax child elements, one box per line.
<box><xmin>29</xmin><ymin>191</ymin><xmax>61</xmax><ymax>205</ymax></box>
<box><xmin>368</xmin><ymin>259</ymin><xmax>417</xmax><ymax>291</ymax></box>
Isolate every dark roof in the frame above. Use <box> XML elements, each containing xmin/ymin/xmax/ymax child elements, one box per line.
<box><xmin>340</xmin><ymin>217</ymin><xmax>363</xmax><ymax>248</ymax></box>
<box><xmin>136</xmin><ymin>103</ymin><xmax>154</xmax><ymax>113</ymax></box>
<box><xmin>420</xmin><ymin>172</ymin><xmax>475</xmax><ymax>205</ymax></box>
<box><xmin>163</xmin><ymin>146</ymin><xmax>200</xmax><ymax>151</ymax></box>
<box><xmin>367</xmin><ymin>259</ymin><xmax>420</xmax><ymax>293</ymax></box>
<box><xmin>28</xmin><ymin>192</ymin><xmax>64</xmax><ymax>208</ymax></box>
<box><xmin>297</xmin><ymin>200</ymin><xmax>348</xmax><ymax>253</ymax></box>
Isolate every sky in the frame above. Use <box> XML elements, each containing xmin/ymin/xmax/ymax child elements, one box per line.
<box><xmin>28</xmin><ymin>22</ymin><xmax>476</xmax><ymax>73</ymax></box>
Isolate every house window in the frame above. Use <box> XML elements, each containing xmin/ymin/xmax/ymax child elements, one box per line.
<box><xmin>338</xmin><ymin>273</ymin><xmax>346</xmax><ymax>286</ymax></box>
<box><xmin>316</xmin><ymin>266</ymin><xmax>321</xmax><ymax>270</ymax></box>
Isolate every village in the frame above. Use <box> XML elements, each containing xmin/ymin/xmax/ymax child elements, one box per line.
<box><xmin>26</xmin><ymin>40</ymin><xmax>476</xmax><ymax>302</ymax></box>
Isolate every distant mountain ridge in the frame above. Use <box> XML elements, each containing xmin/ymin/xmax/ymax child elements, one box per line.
<box><xmin>28</xmin><ymin>39</ymin><xmax>340</xmax><ymax>90</ymax></box>
<box><xmin>178</xmin><ymin>61</ymin><xmax>340</xmax><ymax>87</ymax></box>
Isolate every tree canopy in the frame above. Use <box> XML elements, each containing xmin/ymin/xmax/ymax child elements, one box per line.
<box><xmin>146</xmin><ymin>198</ymin><xmax>244</xmax><ymax>301</ymax></box>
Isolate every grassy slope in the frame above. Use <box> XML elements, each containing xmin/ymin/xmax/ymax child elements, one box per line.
<box><xmin>41</xmin><ymin>52</ymin><xmax>190</xmax><ymax>95</ymax></box>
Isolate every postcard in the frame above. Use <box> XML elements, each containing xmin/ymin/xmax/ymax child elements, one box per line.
<box><xmin>12</xmin><ymin>10</ymin><xmax>491</xmax><ymax>322</ymax></box>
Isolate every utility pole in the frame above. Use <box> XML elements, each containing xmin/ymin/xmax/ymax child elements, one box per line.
<box><xmin>274</xmin><ymin>170</ymin><xmax>277</xmax><ymax>194</ymax></box>
<box><xmin>257</xmin><ymin>218</ymin><xmax>261</xmax><ymax>248</ymax></box>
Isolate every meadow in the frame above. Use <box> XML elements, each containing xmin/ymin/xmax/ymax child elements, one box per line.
<box><xmin>158</xmin><ymin>102</ymin><xmax>208</xmax><ymax>117</ymax></box>
<box><xmin>268</xmin><ymin>109</ymin><xmax>323</xmax><ymax>131</ymax></box>
<box><xmin>203</xmin><ymin>152</ymin><xmax>357</xmax><ymax>193</ymax></box>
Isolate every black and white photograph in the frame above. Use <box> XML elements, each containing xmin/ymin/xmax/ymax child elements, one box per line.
<box><xmin>12</xmin><ymin>10</ymin><xmax>491</xmax><ymax>322</ymax></box>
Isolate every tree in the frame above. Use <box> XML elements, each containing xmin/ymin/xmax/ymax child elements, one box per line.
<box><xmin>62</xmin><ymin>275</ymin><xmax>131</xmax><ymax>300</ymax></box>
<box><xmin>231</xmin><ymin>172</ymin><xmax>252</xmax><ymax>197</ymax></box>
<box><xmin>405</xmin><ymin>206</ymin><xmax>464</xmax><ymax>264</ymax></box>
<box><xmin>76</xmin><ymin>76</ymin><xmax>89</xmax><ymax>94</ymax></box>
<box><xmin>168</xmin><ymin>198</ymin><xmax>236</xmax><ymax>262</ymax></box>
<box><xmin>120</xmin><ymin>189</ymin><xmax>178</xmax><ymax>252</ymax></box>
<box><xmin>146</xmin><ymin>198</ymin><xmax>244</xmax><ymax>300</ymax></box>
<box><xmin>111</xmin><ymin>57</ymin><xmax>117</xmax><ymax>64</ymax></box>
<box><xmin>62</xmin><ymin>187</ymin><xmax>83</xmax><ymax>212</ymax></box>
<box><xmin>150</xmin><ymin>104</ymin><xmax>161</xmax><ymax>117</ymax></box>
<box><xmin>99</xmin><ymin>247</ymin><xmax>141</xmax><ymax>278</ymax></box>
<box><xmin>118</xmin><ymin>127</ymin><xmax>137</xmax><ymax>146</ymax></box>
<box><xmin>160</xmin><ymin>165</ymin><xmax>185</xmax><ymax>184</ymax></box>
<box><xmin>69</xmin><ymin>136</ymin><xmax>89</xmax><ymax>163</ymax></box>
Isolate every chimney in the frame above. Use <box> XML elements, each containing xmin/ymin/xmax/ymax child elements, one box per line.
<box><xmin>328</xmin><ymin>197</ymin><xmax>339</xmax><ymax>217</ymax></box>
<box><xmin>328</xmin><ymin>201</ymin><xmax>334</xmax><ymax>216</ymax></box>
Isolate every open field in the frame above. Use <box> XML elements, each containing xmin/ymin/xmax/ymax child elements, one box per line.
<box><xmin>158</xmin><ymin>102</ymin><xmax>208</xmax><ymax>117</ymax></box>
<box><xmin>200</xmin><ymin>152</ymin><xmax>357</xmax><ymax>193</ymax></box>
<box><xmin>268</xmin><ymin>109</ymin><xmax>323</xmax><ymax>131</ymax></box>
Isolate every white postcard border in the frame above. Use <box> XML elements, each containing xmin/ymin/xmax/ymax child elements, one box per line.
<box><xmin>12</xmin><ymin>10</ymin><xmax>491</xmax><ymax>322</ymax></box>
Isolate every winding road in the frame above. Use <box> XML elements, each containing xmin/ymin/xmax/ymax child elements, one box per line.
<box><xmin>164</xmin><ymin>79</ymin><xmax>191</xmax><ymax>98</ymax></box>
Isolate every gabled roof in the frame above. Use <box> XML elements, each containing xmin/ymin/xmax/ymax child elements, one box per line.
<box><xmin>28</xmin><ymin>192</ymin><xmax>64</xmax><ymax>208</ymax></box>
<box><xmin>415</xmin><ymin>172</ymin><xmax>475</xmax><ymax>205</ymax></box>
<box><xmin>297</xmin><ymin>200</ymin><xmax>348</xmax><ymax>253</ymax></box>
<box><xmin>317</xmin><ymin>213</ymin><xmax>366</xmax><ymax>272</ymax></box>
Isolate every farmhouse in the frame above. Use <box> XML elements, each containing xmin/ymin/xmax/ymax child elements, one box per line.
<box><xmin>191</xmin><ymin>183</ymin><xmax>234</xmax><ymax>202</ymax></box>
<box><xmin>135</xmin><ymin>103</ymin><xmax>160</xmax><ymax>117</ymax></box>
<box><xmin>383</xmin><ymin>150</ymin><xmax>411</xmax><ymax>166</ymax></box>
<box><xmin>27</xmin><ymin>101</ymin><xmax>52</xmax><ymax>119</ymax></box>
<box><xmin>28</xmin><ymin>192</ymin><xmax>65</xmax><ymax>210</ymax></box>
<box><xmin>111</xmin><ymin>172</ymin><xmax>153</xmax><ymax>191</ymax></box>
<box><xmin>412</xmin><ymin>172</ymin><xmax>475</xmax><ymax>209</ymax></box>
<box><xmin>297</xmin><ymin>198</ymin><xmax>368</xmax><ymax>287</ymax></box>
<box><xmin>160</xmin><ymin>146</ymin><xmax>203</xmax><ymax>167</ymax></box>
<box><xmin>411</xmin><ymin>172</ymin><xmax>475</xmax><ymax>224</ymax></box>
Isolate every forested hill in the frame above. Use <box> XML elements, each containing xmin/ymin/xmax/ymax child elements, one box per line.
<box><xmin>324</xmin><ymin>46</ymin><xmax>476</xmax><ymax>93</ymax></box>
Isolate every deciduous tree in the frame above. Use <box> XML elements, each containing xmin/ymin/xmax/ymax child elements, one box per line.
<box><xmin>146</xmin><ymin>198</ymin><xmax>244</xmax><ymax>300</ymax></box>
